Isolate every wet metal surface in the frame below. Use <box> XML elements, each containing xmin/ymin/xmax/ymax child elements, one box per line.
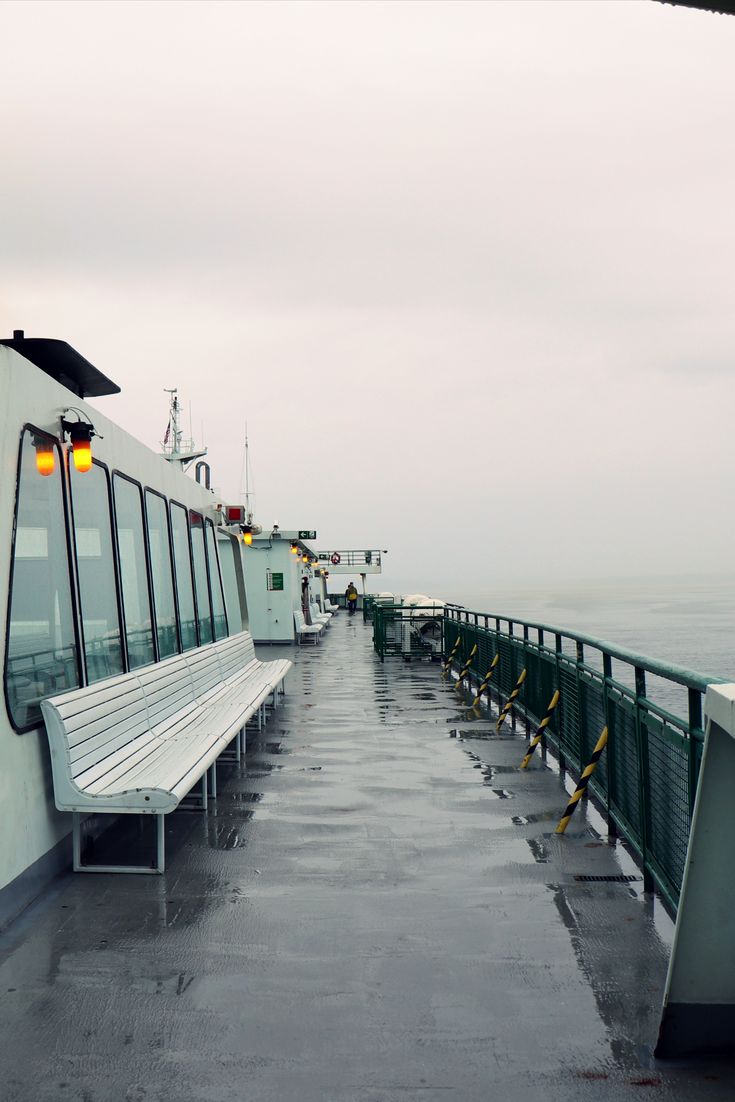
<box><xmin>1</xmin><ymin>615</ymin><xmax>735</xmax><ymax>1100</ymax></box>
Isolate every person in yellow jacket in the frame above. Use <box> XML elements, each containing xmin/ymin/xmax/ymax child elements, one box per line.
<box><xmin>345</xmin><ymin>582</ymin><xmax>358</xmax><ymax>614</ymax></box>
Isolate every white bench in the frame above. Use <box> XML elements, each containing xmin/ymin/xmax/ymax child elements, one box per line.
<box><xmin>294</xmin><ymin>608</ymin><xmax>323</xmax><ymax>644</ymax></box>
<box><xmin>40</xmin><ymin>631</ymin><xmax>291</xmax><ymax>874</ymax></box>
<box><xmin>310</xmin><ymin>602</ymin><xmax>331</xmax><ymax>627</ymax></box>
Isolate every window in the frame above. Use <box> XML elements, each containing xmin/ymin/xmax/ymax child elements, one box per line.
<box><xmin>218</xmin><ymin>535</ymin><xmax>245</xmax><ymax>635</ymax></box>
<box><xmin>70</xmin><ymin>461</ymin><xmax>124</xmax><ymax>682</ymax></box>
<box><xmin>205</xmin><ymin>520</ymin><xmax>228</xmax><ymax>639</ymax></box>
<box><xmin>5</xmin><ymin>430</ymin><xmax>80</xmax><ymax>730</ymax></box>
<box><xmin>170</xmin><ymin>502</ymin><xmax>198</xmax><ymax>650</ymax></box>
<box><xmin>113</xmin><ymin>475</ymin><xmax>155</xmax><ymax>669</ymax></box>
<box><xmin>189</xmin><ymin>511</ymin><xmax>213</xmax><ymax>644</ymax></box>
<box><xmin>145</xmin><ymin>490</ymin><xmax>179</xmax><ymax>659</ymax></box>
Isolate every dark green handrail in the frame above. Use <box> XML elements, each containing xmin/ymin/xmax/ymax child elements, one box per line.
<box><xmin>442</xmin><ymin>605</ymin><xmax>728</xmax><ymax>913</ymax></box>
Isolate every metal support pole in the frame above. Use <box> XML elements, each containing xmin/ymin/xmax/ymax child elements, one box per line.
<box><xmin>496</xmin><ymin>669</ymin><xmax>527</xmax><ymax>732</ymax></box>
<box><xmin>156</xmin><ymin>815</ymin><xmax>166</xmax><ymax>873</ymax></box>
<box><xmin>520</xmin><ymin>690</ymin><xmax>561</xmax><ymax>768</ymax></box>
<box><xmin>555</xmin><ymin>726</ymin><xmax>608</xmax><ymax>834</ymax></box>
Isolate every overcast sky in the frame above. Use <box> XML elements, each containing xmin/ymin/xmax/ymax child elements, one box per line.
<box><xmin>2</xmin><ymin>0</ymin><xmax>734</xmax><ymax>599</ymax></box>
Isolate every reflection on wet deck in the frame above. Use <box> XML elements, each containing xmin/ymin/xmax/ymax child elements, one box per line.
<box><xmin>1</xmin><ymin>614</ymin><xmax>734</xmax><ymax>1101</ymax></box>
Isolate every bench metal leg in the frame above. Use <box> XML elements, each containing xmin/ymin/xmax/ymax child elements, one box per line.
<box><xmin>208</xmin><ymin>761</ymin><xmax>217</xmax><ymax>799</ymax></box>
<box><xmin>201</xmin><ymin>773</ymin><xmax>208</xmax><ymax>811</ymax></box>
<box><xmin>72</xmin><ymin>812</ymin><xmax>165</xmax><ymax>875</ymax></box>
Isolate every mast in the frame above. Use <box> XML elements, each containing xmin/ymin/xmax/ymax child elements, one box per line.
<box><xmin>244</xmin><ymin>424</ymin><xmax>253</xmax><ymax>524</ymax></box>
<box><xmin>161</xmin><ymin>387</ymin><xmax>207</xmax><ymax>470</ymax></box>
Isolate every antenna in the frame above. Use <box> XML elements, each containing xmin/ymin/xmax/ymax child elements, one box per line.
<box><xmin>241</xmin><ymin>422</ymin><xmax>255</xmax><ymax>524</ymax></box>
<box><xmin>160</xmin><ymin>387</ymin><xmax>207</xmax><ymax>471</ymax></box>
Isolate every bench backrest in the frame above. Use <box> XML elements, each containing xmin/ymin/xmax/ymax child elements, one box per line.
<box><xmin>42</xmin><ymin>630</ymin><xmax>270</xmax><ymax>788</ymax></box>
<box><xmin>137</xmin><ymin>655</ymin><xmax>195</xmax><ymax>729</ymax></box>
<box><xmin>214</xmin><ymin>634</ymin><xmax>257</xmax><ymax>680</ymax></box>
<box><xmin>47</xmin><ymin>672</ymin><xmax>151</xmax><ymax>782</ymax></box>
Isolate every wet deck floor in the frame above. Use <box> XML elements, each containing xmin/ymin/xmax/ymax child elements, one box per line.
<box><xmin>1</xmin><ymin>613</ymin><xmax>734</xmax><ymax>1101</ymax></box>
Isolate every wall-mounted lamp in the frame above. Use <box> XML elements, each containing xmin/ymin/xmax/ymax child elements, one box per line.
<box><xmin>302</xmin><ymin>554</ymin><xmax>309</xmax><ymax>564</ymax></box>
<box><xmin>61</xmin><ymin>409</ymin><xmax>100</xmax><ymax>474</ymax></box>
<box><xmin>242</xmin><ymin>530</ymin><xmax>253</xmax><ymax>546</ymax></box>
<box><xmin>33</xmin><ymin>434</ymin><xmax>56</xmax><ymax>477</ymax></box>
<box><xmin>290</xmin><ymin>543</ymin><xmax>299</xmax><ymax>555</ymax></box>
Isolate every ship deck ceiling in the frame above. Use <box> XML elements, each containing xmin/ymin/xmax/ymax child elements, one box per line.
<box><xmin>1</xmin><ymin>615</ymin><xmax>734</xmax><ymax>1101</ymax></box>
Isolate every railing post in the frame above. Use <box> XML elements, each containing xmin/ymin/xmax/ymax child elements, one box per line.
<box><xmin>576</xmin><ymin>640</ymin><xmax>588</xmax><ymax>792</ymax></box>
<box><xmin>602</xmin><ymin>652</ymin><xmax>617</xmax><ymax>839</ymax></box>
<box><xmin>634</xmin><ymin>665</ymin><xmax>654</xmax><ymax>893</ymax></box>
<box><xmin>687</xmin><ymin>687</ymin><xmax>703</xmax><ymax>819</ymax></box>
<box><xmin>555</xmin><ymin>633</ymin><xmax>565</xmax><ymax>773</ymax></box>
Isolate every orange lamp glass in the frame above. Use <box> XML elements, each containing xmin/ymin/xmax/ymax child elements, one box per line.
<box><xmin>35</xmin><ymin>440</ymin><xmax>55</xmax><ymax>477</ymax></box>
<box><xmin>243</xmin><ymin>531</ymin><xmax>253</xmax><ymax>546</ymax></box>
<box><xmin>290</xmin><ymin>544</ymin><xmax>299</xmax><ymax>555</ymax></box>
<box><xmin>72</xmin><ymin>441</ymin><xmax>93</xmax><ymax>473</ymax></box>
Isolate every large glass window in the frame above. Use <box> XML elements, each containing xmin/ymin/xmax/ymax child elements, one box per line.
<box><xmin>218</xmin><ymin>535</ymin><xmax>245</xmax><ymax>635</ymax></box>
<box><xmin>189</xmin><ymin>511</ymin><xmax>213</xmax><ymax>644</ymax></box>
<box><xmin>113</xmin><ymin>475</ymin><xmax>155</xmax><ymax>669</ymax></box>
<box><xmin>145</xmin><ymin>490</ymin><xmax>179</xmax><ymax>659</ymax></box>
<box><xmin>5</xmin><ymin>430</ymin><xmax>80</xmax><ymax>730</ymax></box>
<box><xmin>170</xmin><ymin>502</ymin><xmax>198</xmax><ymax>650</ymax></box>
<box><xmin>205</xmin><ymin>520</ymin><xmax>228</xmax><ymax>640</ymax></box>
<box><xmin>70</xmin><ymin>461</ymin><xmax>124</xmax><ymax>682</ymax></box>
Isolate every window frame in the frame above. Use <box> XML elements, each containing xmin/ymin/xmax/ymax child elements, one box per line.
<box><xmin>68</xmin><ymin>456</ymin><xmax>128</xmax><ymax>676</ymax></box>
<box><xmin>144</xmin><ymin>486</ymin><xmax>182</xmax><ymax>658</ymax></box>
<box><xmin>3</xmin><ymin>424</ymin><xmax>83</xmax><ymax>734</ymax></box>
<box><xmin>111</xmin><ymin>470</ymin><xmax>158</xmax><ymax>668</ymax></box>
<box><xmin>188</xmin><ymin>509</ymin><xmax>214</xmax><ymax>644</ymax></box>
<box><xmin>170</xmin><ymin>498</ymin><xmax>201</xmax><ymax>650</ymax></box>
<box><xmin>205</xmin><ymin>517</ymin><xmax>229</xmax><ymax>640</ymax></box>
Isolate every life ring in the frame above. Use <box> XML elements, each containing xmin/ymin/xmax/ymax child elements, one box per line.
<box><xmin>330</xmin><ymin>552</ymin><xmax>341</xmax><ymax>565</ymax></box>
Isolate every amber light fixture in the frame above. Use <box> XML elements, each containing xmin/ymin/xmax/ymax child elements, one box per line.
<box><xmin>243</xmin><ymin>530</ymin><xmax>253</xmax><ymax>546</ymax></box>
<box><xmin>33</xmin><ymin>435</ymin><xmax>56</xmax><ymax>477</ymax></box>
<box><xmin>61</xmin><ymin>411</ymin><xmax>98</xmax><ymax>474</ymax></box>
<box><xmin>290</xmin><ymin>543</ymin><xmax>299</xmax><ymax>555</ymax></box>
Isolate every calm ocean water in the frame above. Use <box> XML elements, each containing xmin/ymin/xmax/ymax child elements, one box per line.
<box><xmin>436</xmin><ymin>575</ymin><xmax>735</xmax><ymax>717</ymax></box>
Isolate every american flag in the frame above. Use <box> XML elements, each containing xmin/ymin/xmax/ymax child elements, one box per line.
<box><xmin>163</xmin><ymin>419</ymin><xmax>171</xmax><ymax>446</ymax></box>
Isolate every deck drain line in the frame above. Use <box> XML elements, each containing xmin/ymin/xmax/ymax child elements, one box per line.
<box><xmin>574</xmin><ymin>874</ymin><xmax>643</xmax><ymax>883</ymax></box>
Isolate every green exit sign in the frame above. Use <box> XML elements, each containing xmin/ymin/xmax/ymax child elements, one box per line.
<box><xmin>298</xmin><ymin>530</ymin><xmax>317</xmax><ymax>540</ymax></box>
<box><xmin>267</xmin><ymin>572</ymin><xmax>284</xmax><ymax>591</ymax></box>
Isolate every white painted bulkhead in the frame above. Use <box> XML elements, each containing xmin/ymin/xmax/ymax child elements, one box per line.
<box><xmin>242</xmin><ymin>535</ymin><xmax>306</xmax><ymax>643</ymax></box>
<box><xmin>0</xmin><ymin>346</ymin><xmax>239</xmax><ymax>917</ymax></box>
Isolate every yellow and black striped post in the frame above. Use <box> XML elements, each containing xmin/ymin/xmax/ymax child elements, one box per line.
<box><xmin>495</xmin><ymin>668</ymin><xmax>526</xmax><ymax>731</ymax></box>
<box><xmin>442</xmin><ymin>635</ymin><xmax>462</xmax><ymax>677</ymax></box>
<box><xmin>468</xmin><ymin>654</ymin><xmax>500</xmax><ymax>712</ymax></box>
<box><xmin>454</xmin><ymin>644</ymin><xmax>478</xmax><ymax>690</ymax></box>
<box><xmin>555</xmin><ymin>726</ymin><xmax>608</xmax><ymax>834</ymax></box>
<box><xmin>520</xmin><ymin>690</ymin><xmax>560</xmax><ymax>769</ymax></box>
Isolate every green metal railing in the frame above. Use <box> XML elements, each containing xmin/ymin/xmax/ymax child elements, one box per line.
<box><xmin>442</xmin><ymin>606</ymin><xmax>727</xmax><ymax>913</ymax></box>
<box><xmin>373</xmin><ymin>603</ymin><xmax>445</xmax><ymax>661</ymax></box>
<box><xmin>363</xmin><ymin>595</ymin><xmax>377</xmax><ymax>622</ymax></box>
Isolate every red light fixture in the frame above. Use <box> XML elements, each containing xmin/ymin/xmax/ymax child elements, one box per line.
<box><xmin>33</xmin><ymin>435</ymin><xmax>55</xmax><ymax>477</ymax></box>
<box><xmin>62</xmin><ymin>411</ymin><xmax>98</xmax><ymax>474</ymax></box>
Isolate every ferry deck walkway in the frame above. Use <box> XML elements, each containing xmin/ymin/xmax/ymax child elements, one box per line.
<box><xmin>1</xmin><ymin>614</ymin><xmax>734</xmax><ymax>1101</ymax></box>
